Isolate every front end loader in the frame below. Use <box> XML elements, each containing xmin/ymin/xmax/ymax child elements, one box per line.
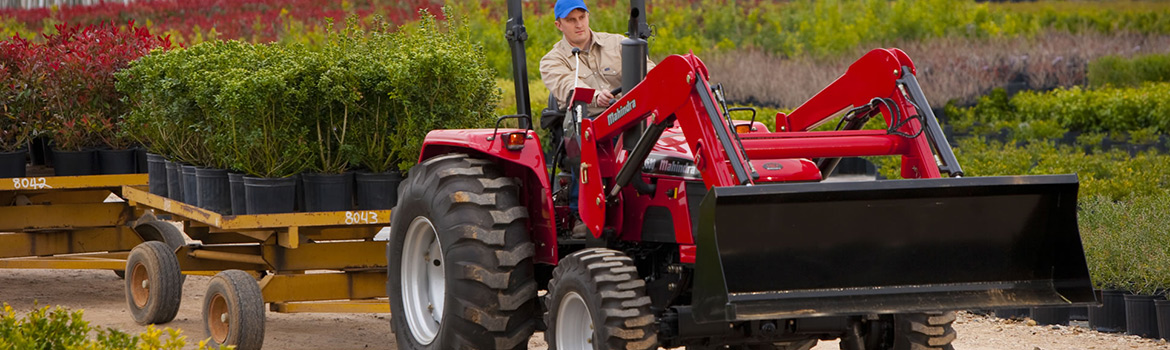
<box><xmin>383</xmin><ymin>1</ymin><xmax>1094</xmax><ymax>349</ymax></box>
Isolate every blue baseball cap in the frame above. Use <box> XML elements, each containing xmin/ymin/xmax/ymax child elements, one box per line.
<box><xmin>555</xmin><ymin>0</ymin><xmax>588</xmax><ymax>20</ymax></box>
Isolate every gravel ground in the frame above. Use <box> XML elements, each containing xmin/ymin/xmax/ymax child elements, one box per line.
<box><xmin>3</xmin><ymin>267</ymin><xmax>1170</xmax><ymax>349</ymax></box>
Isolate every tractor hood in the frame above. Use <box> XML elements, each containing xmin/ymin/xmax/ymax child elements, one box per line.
<box><xmin>645</xmin><ymin>126</ymin><xmax>821</xmax><ymax>183</ymax></box>
<box><xmin>644</xmin><ymin>127</ymin><xmax>701</xmax><ymax>180</ymax></box>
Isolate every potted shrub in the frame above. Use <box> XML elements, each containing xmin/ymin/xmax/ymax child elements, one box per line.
<box><xmin>0</xmin><ymin>113</ymin><xmax>30</xmax><ymax>178</ymax></box>
<box><xmin>352</xmin><ymin>91</ymin><xmax>402</xmax><ymax>210</ymax></box>
<box><xmin>1082</xmin><ymin>195</ymin><xmax>1132</xmax><ymax>333</ymax></box>
<box><xmin>10</xmin><ymin>22</ymin><xmax>172</xmax><ymax>177</ymax></box>
<box><xmin>1114</xmin><ymin>195</ymin><xmax>1170</xmax><ymax>339</ymax></box>
<box><xmin>217</xmin><ymin>43</ymin><xmax>314</xmax><ymax>214</ymax></box>
<box><xmin>299</xmin><ymin>34</ymin><xmax>361</xmax><ymax>212</ymax></box>
<box><xmin>0</xmin><ymin>70</ymin><xmax>31</xmax><ymax>178</ymax></box>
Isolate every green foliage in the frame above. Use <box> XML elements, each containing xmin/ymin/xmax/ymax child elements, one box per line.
<box><xmin>953</xmin><ymin>138</ymin><xmax>1170</xmax><ymax>201</ymax></box>
<box><xmin>0</xmin><ymin>303</ymin><xmax>225</xmax><ymax>350</ymax></box>
<box><xmin>384</xmin><ymin>10</ymin><xmax>499</xmax><ymax>172</ymax></box>
<box><xmin>1080</xmin><ymin>195</ymin><xmax>1170</xmax><ymax>293</ymax></box>
<box><xmin>948</xmin><ymin>83</ymin><xmax>1170</xmax><ymax>138</ymax></box>
<box><xmin>118</xmin><ymin>10</ymin><xmax>499</xmax><ymax>175</ymax></box>
<box><xmin>1088</xmin><ymin>53</ymin><xmax>1170</xmax><ymax>88</ymax></box>
<box><xmin>453</xmin><ymin>0</ymin><xmax>1170</xmax><ymax>82</ymax></box>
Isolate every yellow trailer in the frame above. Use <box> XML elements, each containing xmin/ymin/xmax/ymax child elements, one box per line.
<box><xmin>0</xmin><ymin>173</ymin><xmax>179</xmax><ymax>273</ymax></box>
<box><xmin>120</xmin><ymin>185</ymin><xmax>393</xmax><ymax>350</ymax></box>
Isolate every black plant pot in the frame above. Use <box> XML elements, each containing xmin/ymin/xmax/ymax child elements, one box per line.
<box><xmin>1125</xmin><ymin>294</ymin><xmax>1160</xmax><ymax>338</ymax></box>
<box><xmin>993</xmin><ymin>308</ymin><xmax>1030</xmax><ymax>319</ymax></box>
<box><xmin>195</xmin><ymin>167</ymin><xmax>232</xmax><ymax>215</ymax></box>
<box><xmin>52</xmin><ymin>149</ymin><xmax>96</xmax><ymax>176</ymax></box>
<box><xmin>1155</xmin><ymin>299</ymin><xmax>1170</xmax><ymax>340</ymax></box>
<box><xmin>301</xmin><ymin>172</ymin><xmax>354</xmax><ymax>212</ymax></box>
<box><xmin>165</xmin><ymin>161</ymin><xmax>183</xmax><ymax>201</ymax></box>
<box><xmin>294</xmin><ymin>173</ymin><xmax>304</xmax><ymax>212</ymax></box>
<box><xmin>181</xmin><ymin>165</ymin><xmax>199</xmax><ymax>205</ymax></box>
<box><xmin>1031</xmin><ymin>306</ymin><xmax>1070</xmax><ymax>326</ymax></box>
<box><xmin>244</xmin><ymin>176</ymin><xmax>297</xmax><ymax>214</ymax></box>
<box><xmin>0</xmin><ymin>149</ymin><xmax>27</xmax><ymax>178</ymax></box>
<box><xmin>135</xmin><ymin>147</ymin><xmax>148</xmax><ymax>173</ymax></box>
<box><xmin>1091</xmin><ymin>289</ymin><xmax>1129</xmax><ymax>333</ymax></box>
<box><xmin>1069</xmin><ymin>305</ymin><xmax>1089</xmax><ymax>322</ymax></box>
<box><xmin>98</xmin><ymin>148</ymin><xmax>137</xmax><ymax>174</ymax></box>
<box><xmin>355</xmin><ymin>170</ymin><xmax>403</xmax><ymax>210</ymax></box>
<box><xmin>30</xmin><ymin>137</ymin><xmax>46</xmax><ymax>166</ymax></box>
<box><xmin>229</xmin><ymin>172</ymin><xmax>247</xmax><ymax>215</ymax></box>
<box><xmin>146</xmin><ymin>153</ymin><xmax>168</xmax><ymax>197</ymax></box>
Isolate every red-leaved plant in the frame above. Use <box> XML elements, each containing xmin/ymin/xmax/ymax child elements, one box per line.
<box><xmin>0</xmin><ymin>36</ymin><xmax>33</xmax><ymax>152</ymax></box>
<box><xmin>1</xmin><ymin>21</ymin><xmax>171</xmax><ymax>152</ymax></box>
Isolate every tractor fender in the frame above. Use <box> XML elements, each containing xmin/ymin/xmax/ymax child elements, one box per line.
<box><xmin>419</xmin><ymin>128</ymin><xmax>559</xmax><ymax>265</ymax></box>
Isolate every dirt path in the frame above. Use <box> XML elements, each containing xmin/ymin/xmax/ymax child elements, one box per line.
<box><xmin>3</xmin><ymin>268</ymin><xmax>1170</xmax><ymax>349</ymax></box>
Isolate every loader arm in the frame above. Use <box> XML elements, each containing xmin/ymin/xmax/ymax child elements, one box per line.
<box><xmin>574</xmin><ymin>51</ymin><xmax>1093</xmax><ymax>323</ymax></box>
<box><xmin>575</xmin><ymin>53</ymin><xmax>756</xmax><ymax>236</ymax></box>
<box><xmin>575</xmin><ymin>50</ymin><xmax>950</xmax><ymax>234</ymax></box>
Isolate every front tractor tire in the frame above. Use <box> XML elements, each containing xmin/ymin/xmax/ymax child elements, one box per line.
<box><xmin>387</xmin><ymin>154</ymin><xmax>538</xmax><ymax>350</ymax></box>
<box><xmin>841</xmin><ymin>311</ymin><xmax>957</xmax><ymax>350</ymax></box>
<box><xmin>545</xmin><ymin>248</ymin><xmax>658</xmax><ymax>350</ymax></box>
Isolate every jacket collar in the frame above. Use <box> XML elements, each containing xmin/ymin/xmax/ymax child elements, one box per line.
<box><xmin>557</xmin><ymin>30</ymin><xmax>601</xmax><ymax>54</ymax></box>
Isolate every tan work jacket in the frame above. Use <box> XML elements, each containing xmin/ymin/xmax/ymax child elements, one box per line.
<box><xmin>540</xmin><ymin>31</ymin><xmax>655</xmax><ymax>112</ymax></box>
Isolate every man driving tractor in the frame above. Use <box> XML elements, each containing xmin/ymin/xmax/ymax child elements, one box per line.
<box><xmin>540</xmin><ymin>0</ymin><xmax>655</xmax><ymax>111</ymax></box>
<box><xmin>540</xmin><ymin>0</ymin><xmax>657</xmax><ymax>238</ymax></box>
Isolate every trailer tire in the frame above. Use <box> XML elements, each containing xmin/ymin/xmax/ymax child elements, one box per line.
<box><xmin>387</xmin><ymin>154</ymin><xmax>537</xmax><ymax>350</ymax></box>
<box><xmin>545</xmin><ymin>248</ymin><xmax>658</xmax><ymax>350</ymax></box>
<box><xmin>117</xmin><ymin>219</ymin><xmax>188</xmax><ymax>280</ymax></box>
<box><xmin>125</xmin><ymin>241</ymin><xmax>183</xmax><ymax>325</ymax></box>
<box><xmin>203</xmin><ymin>269</ymin><xmax>265</xmax><ymax>350</ymax></box>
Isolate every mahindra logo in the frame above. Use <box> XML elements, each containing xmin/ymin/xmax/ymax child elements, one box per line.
<box><xmin>607</xmin><ymin>99</ymin><xmax>636</xmax><ymax>126</ymax></box>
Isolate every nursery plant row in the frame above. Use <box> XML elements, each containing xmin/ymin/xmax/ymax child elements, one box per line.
<box><xmin>946</xmin><ymin>82</ymin><xmax>1170</xmax><ymax>138</ymax></box>
<box><xmin>3</xmin><ymin>14</ymin><xmax>500</xmax><ymax>215</ymax></box>
<box><xmin>115</xmin><ymin>14</ymin><xmax>497</xmax><ymax>214</ymax></box>
<box><xmin>0</xmin><ymin>22</ymin><xmax>171</xmax><ymax>177</ymax></box>
<box><xmin>4</xmin><ymin>0</ymin><xmax>1168</xmax><ymax>78</ymax></box>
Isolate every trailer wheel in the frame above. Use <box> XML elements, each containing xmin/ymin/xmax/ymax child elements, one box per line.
<box><xmin>545</xmin><ymin>248</ymin><xmax>658</xmax><ymax>350</ymax></box>
<box><xmin>125</xmin><ymin>241</ymin><xmax>183</xmax><ymax>325</ymax></box>
<box><xmin>387</xmin><ymin>154</ymin><xmax>537</xmax><ymax>350</ymax></box>
<box><xmin>202</xmin><ymin>269</ymin><xmax>265</xmax><ymax>350</ymax></box>
<box><xmin>119</xmin><ymin>219</ymin><xmax>189</xmax><ymax>282</ymax></box>
<box><xmin>841</xmin><ymin>312</ymin><xmax>956</xmax><ymax>350</ymax></box>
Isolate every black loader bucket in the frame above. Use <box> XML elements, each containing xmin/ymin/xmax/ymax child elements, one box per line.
<box><xmin>691</xmin><ymin>174</ymin><xmax>1094</xmax><ymax>323</ymax></box>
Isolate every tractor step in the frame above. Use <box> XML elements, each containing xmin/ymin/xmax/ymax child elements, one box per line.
<box><xmin>691</xmin><ymin>174</ymin><xmax>1093</xmax><ymax>323</ymax></box>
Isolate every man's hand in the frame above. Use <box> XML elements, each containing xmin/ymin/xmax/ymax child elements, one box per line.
<box><xmin>595</xmin><ymin>90</ymin><xmax>615</xmax><ymax>108</ymax></box>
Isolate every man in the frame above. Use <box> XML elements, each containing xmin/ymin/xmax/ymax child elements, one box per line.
<box><xmin>540</xmin><ymin>0</ymin><xmax>655</xmax><ymax>111</ymax></box>
<box><xmin>540</xmin><ymin>0</ymin><xmax>656</xmax><ymax>238</ymax></box>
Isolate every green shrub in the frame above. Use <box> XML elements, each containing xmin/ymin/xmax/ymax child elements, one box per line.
<box><xmin>0</xmin><ymin>303</ymin><xmax>226</xmax><ymax>350</ymax></box>
<box><xmin>1080</xmin><ymin>195</ymin><xmax>1170</xmax><ymax>293</ymax></box>
<box><xmin>948</xmin><ymin>83</ymin><xmax>1170</xmax><ymax>137</ymax></box>
<box><xmin>1088</xmin><ymin>53</ymin><xmax>1170</xmax><ymax>88</ymax></box>
<box><xmin>118</xmin><ymin>11</ymin><xmax>500</xmax><ymax>175</ymax></box>
<box><xmin>871</xmin><ymin>137</ymin><xmax>1170</xmax><ymax>201</ymax></box>
<box><xmin>384</xmin><ymin>10</ymin><xmax>499</xmax><ymax>172</ymax></box>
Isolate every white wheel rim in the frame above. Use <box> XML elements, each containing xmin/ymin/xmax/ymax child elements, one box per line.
<box><xmin>556</xmin><ymin>291</ymin><xmax>594</xmax><ymax>350</ymax></box>
<box><xmin>401</xmin><ymin>216</ymin><xmax>445</xmax><ymax>345</ymax></box>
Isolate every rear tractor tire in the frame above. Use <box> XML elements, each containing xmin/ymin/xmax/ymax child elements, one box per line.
<box><xmin>545</xmin><ymin>248</ymin><xmax>658</xmax><ymax>350</ymax></box>
<box><xmin>387</xmin><ymin>154</ymin><xmax>538</xmax><ymax>350</ymax></box>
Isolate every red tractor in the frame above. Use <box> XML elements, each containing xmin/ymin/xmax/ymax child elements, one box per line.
<box><xmin>385</xmin><ymin>1</ymin><xmax>1094</xmax><ymax>349</ymax></box>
